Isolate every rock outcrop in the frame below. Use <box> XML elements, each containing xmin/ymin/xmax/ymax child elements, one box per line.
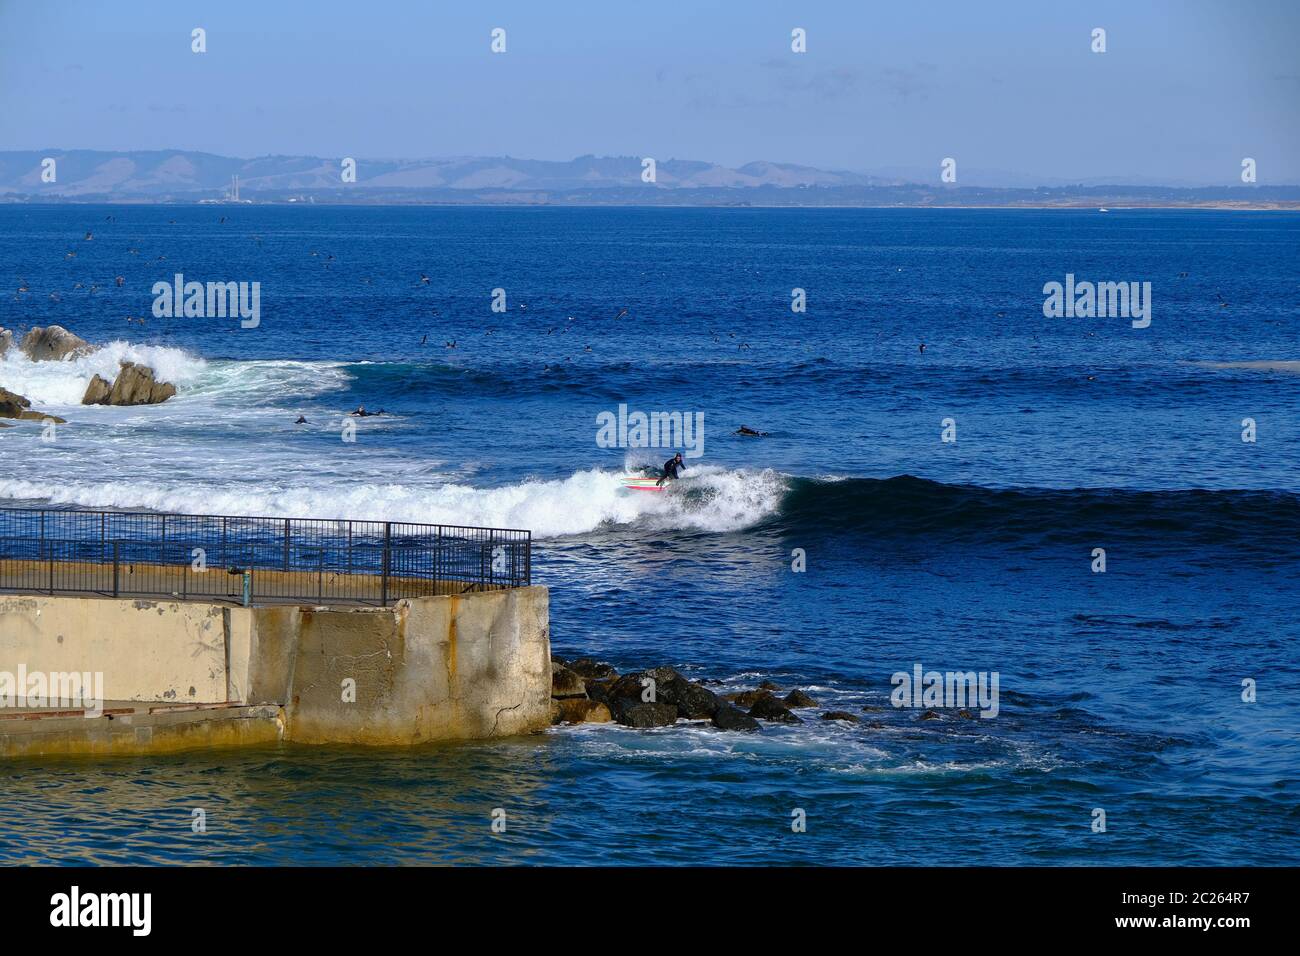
<box><xmin>548</xmin><ymin>659</ymin><xmax>848</xmax><ymax>735</ymax></box>
<box><xmin>549</xmin><ymin>657</ymin><xmax>749</xmax><ymax>731</ymax></box>
<box><xmin>711</xmin><ymin>703</ymin><xmax>761</xmax><ymax>732</ymax></box>
<box><xmin>725</xmin><ymin>688</ymin><xmax>774</xmax><ymax>709</ymax></box>
<box><xmin>566</xmin><ymin>657</ymin><xmax>617</xmax><ymax>679</ymax></box>
<box><xmin>0</xmin><ymin>387</ymin><xmax>66</xmax><ymax>423</ymax></box>
<box><xmin>19</xmin><ymin>325</ymin><xmax>93</xmax><ymax>362</ymax></box>
<box><xmin>554</xmin><ymin>699</ymin><xmax>612</xmax><ymax>724</ymax></box>
<box><xmin>82</xmin><ymin>362</ymin><xmax>177</xmax><ymax>406</ymax></box>
<box><xmin>550</xmin><ymin>664</ymin><xmax>587</xmax><ymax>699</ymax></box>
<box><xmin>612</xmin><ymin>701</ymin><xmax>678</xmax><ymax>728</ymax></box>
<box><xmin>748</xmin><ymin>694</ymin><xmax>802</xmax><ymax>723</ymax></box>
<box><xmin>0</xmin><ymin>328</ymin><xmax>13</xmax><ymax>356</ymax></box>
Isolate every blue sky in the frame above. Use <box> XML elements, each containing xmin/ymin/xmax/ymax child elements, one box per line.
<box><xmin>1</xmin><ymin>0</ymin><xmax>1297</xmax><ymax>183</ymax></box>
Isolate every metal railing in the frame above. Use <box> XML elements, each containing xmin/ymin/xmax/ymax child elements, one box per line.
<box><xmin>0</xmin><ymin>508</ymin><xmax>531</xmax><ymax>606</ymax></box>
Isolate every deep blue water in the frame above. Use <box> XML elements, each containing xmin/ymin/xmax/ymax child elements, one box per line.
<box><xmin>0</xmin><ymin>205</ymin><xmax>1297</xmax><ymax>865</ymax></box>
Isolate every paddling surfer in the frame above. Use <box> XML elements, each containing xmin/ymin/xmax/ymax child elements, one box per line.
<box><xmin>656</xmin><ymin>452</ymin><xmax>686</xmax><ymax>487</ymax></box>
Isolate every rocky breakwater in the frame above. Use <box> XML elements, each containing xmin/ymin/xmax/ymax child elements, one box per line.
<box><xmin>549</xmin><ymin>657</ymin><xmax>842</xmax><ymax>733</ymax></box>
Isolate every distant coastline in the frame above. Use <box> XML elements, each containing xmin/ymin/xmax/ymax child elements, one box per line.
<box><xmin>3</xmin><ymin>149</ymin><xmax>1297</xmax><ymax>209</ymax></box>
<box><xmin>5</xmin><ymin>196</ymin><xmax>1298</xmax><ymax>210</ymax></box>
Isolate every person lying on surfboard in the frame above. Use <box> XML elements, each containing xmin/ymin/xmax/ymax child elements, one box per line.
<box><xmin>656</xmin><ymin>452</ymin><xmax>686</xmax><ymax>487</ymax></box>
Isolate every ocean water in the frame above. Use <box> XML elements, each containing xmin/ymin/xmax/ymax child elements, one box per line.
<box><xmin>0</xmin><ymin>205</ymin><xmax>1297</xmax><ymax>865</ymax></box>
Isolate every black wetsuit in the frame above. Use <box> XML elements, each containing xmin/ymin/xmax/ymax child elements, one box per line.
<box><xmin>657</xmin><ymin>456</ymin><xmax>685</xmax><ymax>486</ymax></box>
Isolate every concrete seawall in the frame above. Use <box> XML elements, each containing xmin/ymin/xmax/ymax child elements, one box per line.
<box><xmin>0</xmin><ymin>586</ymin><xmax>551</xmax><ymax>756</ymax></box>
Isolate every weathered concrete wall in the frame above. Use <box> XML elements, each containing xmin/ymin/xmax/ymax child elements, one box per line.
<box><xmin>0</xmin><ymin>587</ymin><xmax>551</xmax><ymax>754</ymax></box>
<box><xmin>0</xmin><ymin>594</ymin><xmax>229</xmax><ymax>703</ymax></box>
<box><xmin>280</xmin><ymin>587</ymin><xmax>552</xmax><ymax>745</ymax></box>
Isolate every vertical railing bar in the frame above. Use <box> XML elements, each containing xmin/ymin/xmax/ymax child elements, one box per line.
<box><xmin>381</xmin><ymin>522</ymin><xmax>391</xmax><ymax>607</ymax></box>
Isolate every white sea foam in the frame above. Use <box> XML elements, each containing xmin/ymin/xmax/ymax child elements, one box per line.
<box><xmin>0</xmin><ymin>348</ymin><xmax>784</xmax><ymax>537</ymax></box>
<box><xmin>0</xmin><ymin>345</ymin><xmax>353</xmax><ymax>416</ymax></box>
<box><xmin>0</xmin><ymin>466</ymin><xmax>786</xmax><ymax>538</ymax></box>
<box><xmin>0</xmin><ymin>341</ymin><xmax>209</xmax><ymax>407</ymax></box>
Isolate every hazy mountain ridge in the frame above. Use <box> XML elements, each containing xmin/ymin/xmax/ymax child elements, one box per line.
<box><xmin>1</xmin><ymin>150</ymin><xmax>1296</xmax><ymax>206</ymax></box>
<box><xmin>0</xmin><ymin>150</ymin><xmax>893</xmax><ymax>197</ymax></box>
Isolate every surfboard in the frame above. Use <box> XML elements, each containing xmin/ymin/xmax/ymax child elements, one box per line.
<box><xmin>620</xmin><ymin>476</ymin><xmax>664</xmax><ymax>492</ymax></box>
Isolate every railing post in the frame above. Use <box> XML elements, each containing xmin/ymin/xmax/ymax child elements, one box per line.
<box><xmin>112</xmin><ymin>542</ymin><xmax>120</xmax><ymax>598</ymax></box>
<box><xmin>283</xmin><ymin>518</ymin><xmax>290</xmax><ymax>572</ymax></box>
<box><xmin>381</xmin><ymin>523</ymin><xmax>391</xmax><ymax>606</ymax></box>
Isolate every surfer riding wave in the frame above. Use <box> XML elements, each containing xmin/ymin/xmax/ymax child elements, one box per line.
<box><xmin>656</xmin><ymin>452</ymin><xmax>686</xmax><ymax>487</ymax></box>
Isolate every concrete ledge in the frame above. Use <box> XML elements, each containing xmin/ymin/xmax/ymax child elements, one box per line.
<box><xmin>0</xmin><ymin>701</ymin><xmax>283</xmax><ymax>757</ymax></box>
<box><xmin>0</xmin><ymin>586</ymin><xmax>551</xmax><ymax>755</ymax></box>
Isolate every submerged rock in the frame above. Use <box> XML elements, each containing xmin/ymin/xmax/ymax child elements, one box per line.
<box><xmin>783</xmin><ymin>689</ymin><xmax>818</xmax><ymax>708</ymax></box>
<box><xmin>725</xmin><ymin>688</ymin><xmax>775</xmax><ymax>709</ymax></box>
<box><xmin>19</xmin><ymin>325</ymin><xmax>93</xmax><ymax>361</ymax></box>
<box><xmin>748</xmin><ymin>695</ymin><xmax>802</xmax><ymax>723</ymax></box>
<box><xmin>82</xmin><ymin>361</ymin><xmax>177</xmax><ymax>406</ymax></box>
<box><xmin>711</xmin><ymin>703</ymin><xmax>761</xmax><ymax>732</ymax></box>
<box><xmin>820</xmin><ymin>711</ymin><xmax>860</xmax><ymax>723</ymax></box>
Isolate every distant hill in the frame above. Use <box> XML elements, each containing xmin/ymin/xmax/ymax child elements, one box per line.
<box><xmin>0</xmin><ymin>150</ymin><xmax>891</xmax><ymax>197</ymax></box>
<box><xmin>2</xmin><ymin>150</ymin><xmax>1297</xmax><ymax>207</ymax></box>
